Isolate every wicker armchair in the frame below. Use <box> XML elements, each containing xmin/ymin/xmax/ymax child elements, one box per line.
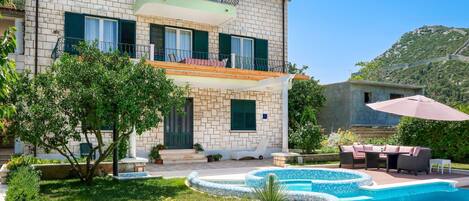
<box><xmin>397</xmin><ymin>147</ymin><xmax>432</xmax><ymax>176</ymax></box>
<box><xmin>339</xmin><ymin>145</ymin><xmax>365</xmax><ymax>169</ymax></box>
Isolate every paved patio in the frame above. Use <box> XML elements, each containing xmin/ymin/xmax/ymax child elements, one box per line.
<box><xmin>147</xmin><ymin>159</ymin><xmax>469</xmax><ymax>187</ymax></box>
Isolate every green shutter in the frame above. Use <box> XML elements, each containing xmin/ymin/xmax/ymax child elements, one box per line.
<box><xmin>193</xmin><ymin>30</ymin><xmax>209</xmax><ymax>59</ymax></box>
<box><xmin>231</xmin><ymin>100</ymin><xmax>256</xmax><ymax>130</ymax></box>
<box><xmin>219</xmin><ymin>33</ymin><xmax>231</xmax><ymax>67</ymax></box>
<box><xmin>64</xmin><ymin>12</ymin><xmax>84</xmax><ymax>54</ymax></box>
<box><xmin>254</xmin><ymin>38</ymin><xmax>268</xmax><ymax>71</ymax></box>
<box><xmin>119</xmin><ymin>19</ymin><xmax>136</xmax><ymax>57</ymax></box>
<box><xmin>150</xmin><ymin>24</ymin><xmax>165</xmax><ymax>61</ymax></box>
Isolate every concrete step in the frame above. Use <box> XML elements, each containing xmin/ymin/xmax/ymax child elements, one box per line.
<box><xmin>159</xmin><ymin>149</ymin><xmax>196</xmax><ymax>155</ymax></box>
<box><xmin>159</xmin><ymin>149</ymin><xmax>207</xmax><ymax>164</ymax></box>
<box><xmin>161</xmin><ymin>154</ymin><xmax>206</xmax><ymax>160</ymax></box>
<box><xmin>163</xmin><ymin>159</ymin><xmax>207</xmax><ymax>164</ymax></box>
<box><xmin>0</xmin><ymin>149</ymin><xmax>13</xmax><ymax>156</ymax></box>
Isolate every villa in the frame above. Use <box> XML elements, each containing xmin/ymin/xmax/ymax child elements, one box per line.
<box><xmin>0</xmin><ymin>0</ymin><xmax>308</xmax><ymax>163</ymax></box>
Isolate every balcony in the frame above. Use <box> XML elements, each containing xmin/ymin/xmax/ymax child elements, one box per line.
<box><xmin>134</xmin><ymin>0</ymin><xmax>236</xmax><ymax>25</ymax></box>
<box><xmin>51</xmin><ymin>37</ymin><xmax>308</xmax><ymax>82</ymax></box>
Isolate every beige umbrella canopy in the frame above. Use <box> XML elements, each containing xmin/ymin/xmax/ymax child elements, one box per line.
<box><xmin>366</xmin><ymin>95</ymin><xmax>469</xmax><ymax>121</ymax></box>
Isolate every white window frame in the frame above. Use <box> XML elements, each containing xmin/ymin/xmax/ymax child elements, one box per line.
<box><xmin>231</xmin><ymin>36</ymin><xmax>254</xmax><ymax>69</ymax></box>
<box><xmin>84</xmin><ymin>16</ymin><xmax>118</xmax><ymax>51</ymax></box>
<box><xmin>165</xmin><ymin>27</ymin><xmax>192</xmax><ymax>51</ymax></box>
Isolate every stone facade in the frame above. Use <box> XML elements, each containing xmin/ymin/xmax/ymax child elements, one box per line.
<box><xmin>21</xmin><ymin>0</ymin><xmax>288</xmax><ymax>157</ymax></box>
<box><xmin>23</xmin><ymin>0</ymin><xmax>287</xmax><ymax>73</ymax></box>
<box><xmin>135</xmin><ymin>88</ymin><xmax>283</xmax><ymax>157</ymax></box>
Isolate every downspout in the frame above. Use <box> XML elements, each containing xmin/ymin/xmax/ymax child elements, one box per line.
<box><xmin>34</xmin><ymin>0</ymin><xmax>38</xmax><ymax>75</ymax></box>
<box><xmin>282</xmin><ymin>0</ymin><xmax>286</xmax><ymax>73</ymax></box>
<box><xmin>33</xmin><ymin>0</ymin><xmax>39</xmax><ymax>157</ymax></box>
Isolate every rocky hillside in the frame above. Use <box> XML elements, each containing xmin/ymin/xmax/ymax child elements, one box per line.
<box><xmin>353</xmin><ymin>25</ymin><xmax>469</xmax><ymax>105</ymax></box>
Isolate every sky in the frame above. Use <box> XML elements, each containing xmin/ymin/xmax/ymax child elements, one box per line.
<box><xmin>288</xmin><ymin>0</ymin><xmax>469</xmax><ymax>84</ymax></box>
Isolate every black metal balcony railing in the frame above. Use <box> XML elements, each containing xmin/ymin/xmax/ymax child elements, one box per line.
<box><xmin>207</xmin><ymin>0</ymin><xmax>239</xmax><ymax>6</ymax></box>
<box><xmin>52</xmin><ymin>37</ymin><xmax>286</xmax><ymax>73</ymax></box>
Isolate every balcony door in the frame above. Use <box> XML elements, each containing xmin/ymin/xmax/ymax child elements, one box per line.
<box><xmin>165</xmin><ymin>27</ymin><xmax>192</xmax><ymax>62</ymax></box>
<box><xmin>231</xmin><ymin>36</ymin><xmax>254</xmax><ymax>70</ymax></box>
<box><xmin>85</xmin><ymin>16</ymin><xmax>118</xmax><ymax>52</ymax></box>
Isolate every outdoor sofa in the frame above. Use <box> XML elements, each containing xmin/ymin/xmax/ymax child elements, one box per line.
<box><xmin>339</xmin><ymin>144</ymin><xmax>429</xmax><ymax>171</ymax></box>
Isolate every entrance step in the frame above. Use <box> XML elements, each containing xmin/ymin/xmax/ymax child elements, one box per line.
<box><xmin>0</xmin><ymin>148</ymin><xmax>13</xmax><ymax>165</ymax></box>
<box><xmin>160</xmin><ymin>149</ymin><xmax>207</xmax><ymax>164</ymax></box>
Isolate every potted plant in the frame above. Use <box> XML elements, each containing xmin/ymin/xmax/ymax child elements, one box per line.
<box><xmin>149</xmin><ymin>144</ymin><xmax>166</xmax><ymax>164</ymax></box>
<box><xmin>207</xmin><ymin>155</ymin><xmax>214</xmax><ymax>162</ymax></box>
<box><xmin>193</xmin><ymin>143</ymin><xmax>204</xmax><ymax>153</ymax></box>
<box><xmin>213</xmin><ymin>153</ymin><xmax>223</xmax><ymax>162</ymax></box>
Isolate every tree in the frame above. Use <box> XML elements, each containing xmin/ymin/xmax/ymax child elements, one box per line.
<box><xmin>287</xmin><ymin>62</ymin><xmax>308</xmax><ymax>75</ymax></box>
<box><xmin>289</xmin><ymin>107</ymin><xmax>323</xmax><ymax>153</ymax></box>
<box><xmin>9</xmin><ymin>43</ymin><xmax>187</xmax><ymax>183</ymax></box>
<box><xmin>0</xmin><ymin>0</ymin><xmax>19</xmax><ymax>133</ymax></box>
<box><xmin>288</xmin><ymin>78</ymin><xmax>325</xmax><ymax>131</ymax></box>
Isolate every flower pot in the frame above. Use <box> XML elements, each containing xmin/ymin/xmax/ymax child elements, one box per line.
<box><xmin>207</xmin><ymin>155</ymin><xmax>214</xmax><ymax>162</ymax></box>
<box><xmin>154</xmin><ymin>159</ymin><xmax>163</xmax><ymax>164</ymax></box>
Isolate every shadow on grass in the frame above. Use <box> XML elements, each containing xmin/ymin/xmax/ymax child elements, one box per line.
<box><xmin>40</xmin><ymin>177</ymin><xmax>189</xmax><ymax>201</ymax></box>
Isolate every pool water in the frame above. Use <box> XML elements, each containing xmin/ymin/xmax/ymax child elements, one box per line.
<box><xmin>282</xmin><ymin>179</ymin><xmax>469</xmax><ymax>201</ymax></box>
<box><xmin>373</xmin><ymin>188</ymin><xmax>469</xmax><ymax>201</ymax></box>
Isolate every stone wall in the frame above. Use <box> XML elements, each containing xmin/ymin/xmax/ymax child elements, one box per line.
<box><xmin>33</xmin><ymin>87</ymin><xmax>283</xmax><ymax>159</ymax></box>
<box><xmin>135</xmin><ymin>87</ymin><xmax>283</xmax><ymax>158</ymax></box>
<box><xmin>23</xmin><ymin>0</ymin><xmax>287</xmax><ymax>73</ymax></box>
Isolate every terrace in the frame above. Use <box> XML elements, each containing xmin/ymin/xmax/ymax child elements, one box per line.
<box><xmin>51</xmin><ymin>37</ymin><xmax>305</xmax><ymax>82</ymax></box>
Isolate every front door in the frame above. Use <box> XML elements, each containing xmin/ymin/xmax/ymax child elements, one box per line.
<box><xmin>164</xmin><ymin>98</ymin><xmax>193</xmax><ymax>149</ymax></box>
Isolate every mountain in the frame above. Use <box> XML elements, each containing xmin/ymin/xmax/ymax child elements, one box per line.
<box><xmin>352</xmin><ymin>25</ymin><xmax>469</xmax><ymax>105</ymax></box>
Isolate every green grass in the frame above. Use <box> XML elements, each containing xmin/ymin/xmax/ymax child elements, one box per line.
<box><xmin>40</xmin><ymin>177</ymin><xmax>247</xmax><ymax>201</ymax></box>
<box><xmin>452</xmin><ymin>163</ymin><xmax>469</xmax><ymax>170</ymax></box>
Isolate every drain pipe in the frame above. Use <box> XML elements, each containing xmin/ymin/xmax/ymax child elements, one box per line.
<box><xmin>34</xmin><ymin>0</ymin><xmax>38</xmax><ymax>75</ymax></box>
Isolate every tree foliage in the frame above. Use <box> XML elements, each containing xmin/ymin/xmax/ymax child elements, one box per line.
<box><xmin>396</xmin><ymin>113</ymin><xmax>469</xmax><ymax>163</ymax></box>
<box><xmin>9</xmin><ymin>43</ymin><xmax>186</xmax><ymax>183</ymax></box>
<box><xmin>288</xmin><ymin>78</ymin><xmax>325</xmax><ymax>130</ymax></box>
<box><xmin>0</xmin><ymin>1</ymin><xmax>18</xmax><ymax>133</ymax></box>
<box><xmin>289</xmin><ymin>107</ymin><xmax>323</xmax><ymax>153</ymax></box>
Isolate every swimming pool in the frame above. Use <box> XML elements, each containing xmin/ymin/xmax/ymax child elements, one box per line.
<box><xmin>245</xmin><ymin>168</ymin><xmax>373</xmax><ymax>196</ymax></box>
<box><xmin>186</xmin><ymin>168</ymin><xmax>469</xmax><ymax>201</ymax></box>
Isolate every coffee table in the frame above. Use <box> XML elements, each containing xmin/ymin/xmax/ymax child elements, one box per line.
<box><xmin>362</xmin><ymin>151</ymin><xmax>408</xmax><ymax>172</ymax></box>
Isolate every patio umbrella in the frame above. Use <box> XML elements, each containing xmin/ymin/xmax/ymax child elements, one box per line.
<box><xmin>366</xmin><ymin>95</ymin><xmax>469</xmax><ymax>121</ymax></box>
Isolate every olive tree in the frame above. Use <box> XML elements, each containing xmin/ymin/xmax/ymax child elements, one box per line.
<box><xmin>9</xmin><ymin>43</ymin><xmax>186</xmax><ymax>183</ymax></box>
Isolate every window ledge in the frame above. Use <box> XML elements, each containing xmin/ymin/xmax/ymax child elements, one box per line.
<box><xmin>230</xmin><ymin>130</ymin><xmax>256</xmax><ymax>133</ymax></box>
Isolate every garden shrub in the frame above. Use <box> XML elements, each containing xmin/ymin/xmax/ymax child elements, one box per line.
<box><xmin>335</xmin><ymin>129</ymin><xmax>359</xmax><ymax>146</ymax></box>
<box><xmin>6</xmin><ymin>166</ymin><xmax>41</xmax><ymax>201</ymax></box>
<box><xmin>289</xmin><ymin>107</ymin><xmax>323</xmax><ymax>153</ymax></box>
<box><xmin>361</xmin><ymin>135</ymin><xmax>398</xmax><ymax>145</ymax></box>
<box><xmin>396</xmin><ymin>117</ymin><xmax>469</xmax><ymax>162</ymax></box>
<box><xmin>7</xmin><ymin>155</ymin><xmax>61</xmax><ymax>172</ymax></box>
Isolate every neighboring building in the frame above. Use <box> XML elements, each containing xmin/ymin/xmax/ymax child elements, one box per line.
<box><xmin>1</xmin><ymin>0</ymin><xmax>306</xmax><ymax>162</ymax></box>
<box><xmin>318</xmin><ymin>80</ymin><xmax>423</xmax><ymax>137</ymax></box>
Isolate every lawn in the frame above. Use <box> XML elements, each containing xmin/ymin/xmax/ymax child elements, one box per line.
<box><xmin>453</xmin><ymin>163</ymin><xmax>469</xmax><ymax>170</ymax></box>
<box><xmin>40</xmin><ymin>177</ymin><xmax>247</xmax><ymax>201</ymax></box>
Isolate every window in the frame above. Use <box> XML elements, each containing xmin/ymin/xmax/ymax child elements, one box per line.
<box><xmin>364</xmin><ymin>92</ymin><xmax>372</xmax><ymax>103</ymax></box>
<box><xmin>165</xmin><ymin>27</ymin><xmax>192</xmax><ymax>61</ymax></box>
<box><xmin>231</xmin><ymin>36</ymin><xmax>254</xmax><ymax>70</ymax></box>
<box><xmin>85</xmin><ymin>16</ymin><xmax>118</xmax><ymax>52</ymax></box>
<box><xmin>231</xmin><ymin>99</ymin><xmax>256</xmax><ymax>131</ymax></box>
<box><xmin>390</xmin><ymin>93</ymin><xmax>404</xmax><ymax>99</ymax></box>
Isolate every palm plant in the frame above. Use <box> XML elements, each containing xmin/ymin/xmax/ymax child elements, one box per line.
<box><xmin>253</xmin><ymin>174</ymin><xmax>287</xmax><ymax>201</ymax></box>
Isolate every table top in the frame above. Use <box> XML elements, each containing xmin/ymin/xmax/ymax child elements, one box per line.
<box><xmin>360</xmin><ymin>150</ymin><xmax>409</xmax><ymax>155</ymax></box>
<box><xmin>430</xmin><ymin>159</ymin><xmax>451</xmax><ymax>163</ymax></box>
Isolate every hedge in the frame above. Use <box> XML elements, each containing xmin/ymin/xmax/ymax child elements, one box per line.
<box><xmin>396</xmin><ymin>117</ymin><xmax>469</xmax><ymax>163</ymax></box>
